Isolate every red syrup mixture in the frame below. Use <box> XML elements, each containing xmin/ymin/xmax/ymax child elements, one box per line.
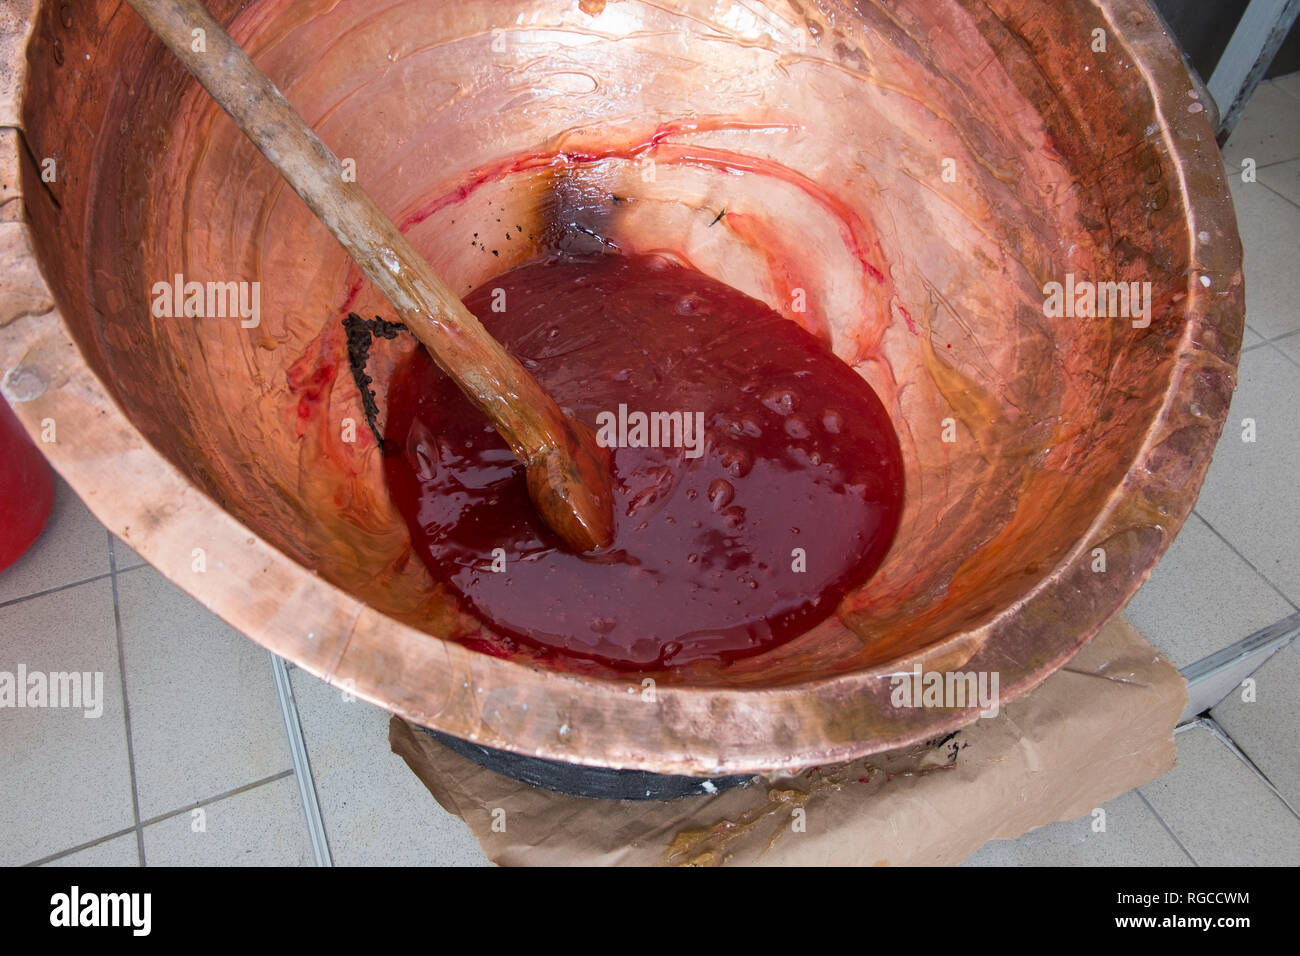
<box><xmin>383</xmin><ymin>253</ymin><xmax>903</xmax><ymax>670</ymax></box>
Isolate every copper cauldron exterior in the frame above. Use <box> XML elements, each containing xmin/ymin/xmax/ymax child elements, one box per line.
<box><xmin>0</xmin><ymin>0</ymin><xmax>1242</xmax><ymax>774</ymax></box>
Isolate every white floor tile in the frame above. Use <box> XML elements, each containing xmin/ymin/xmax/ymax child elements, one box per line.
<box><xmin>1211</xmin><ymin>643</ymin><xmax>1300</xmax><ymax>812</ymax></box>
<box><xmin>1193</xmin><ymin>346</ymin><xmax>1300</xmax><ymax>605</ymax></box>
<box><xmin>1230</xmin><ymin>176</ymin><xmax>1300</xmax><ymax>340</ymax></box>
<box><xmin>1139</xmin><ymin>725</ymin><xmax>1300</xmax><ymax>865</ymax></box>
<box><xmin>1126</xmin><ymin>514</ymin><xmax>1293</xmax><ymax>666</ymax></box>
<box><xmin>1258</xmin><ymin>157</ymin><xmax>1300</xmax><ymax>208</ymax></box>
<box><xmin>290</xmin><ymin>669</ymin><xmax>491</xmax><ymax>866</ymax></box>
<box><xmin>1223</xmin><ymin>80</ymin><xmax>1300</xmax><ymax>169</ymax></box>
<box><xmin>42</xmin><ymin>833</ymin><xmax>140</xmax><ymax>867</ymax></box>
<box><xmin>1270</xmin><ymin>70</ymin><xmax>1300</xmax><ymax>102</ymax></box>
<box><xmin>142</xmin><ymin>775</ymin><xmax>311</xmax><ymax>866</ymax></box>
<box><xmin>961</xmin><ymin>790</ymin><xmax>1191</xmax><ymax>866</ymax></box>
<box><xmin>0</xmin><ymin>579</ymin><xmax>135</xmax><ymax>865</ymax></box>
<box><xmin>1272</xmin><ymin>330</ymin><xmax>1300</xmax><ymax>365</ymax></box>
<box><xmin>116</xmin><ymin>567</ymin><xmax>291</xmax><ymax>819</ymax></box>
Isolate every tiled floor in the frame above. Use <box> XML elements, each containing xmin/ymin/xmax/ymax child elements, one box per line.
<box><xmin>0</xmin><ymin>540</ymin><xmax>489</xmax><ymax>867</ymax></box>
<box><xmin>1</xmin><ymin>77</ymin><xmax>1297</xmax><ymax>868</ymax></box>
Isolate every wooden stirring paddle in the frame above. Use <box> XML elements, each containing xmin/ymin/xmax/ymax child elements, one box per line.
<box><xmin>124</xmin><ymin>0</ymin><xmax>615</xmax><ymax>552</ymax></box>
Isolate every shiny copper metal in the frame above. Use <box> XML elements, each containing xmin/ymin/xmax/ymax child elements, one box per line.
<box><xmin>126</xmin><ymin>0</ymin><xmax>617</xmax><ymax>554</ymax></box>
<box><xmin>1</xmin><ymin>0</ymin><xmax>1243</xmax><ymax>774</ymax></box>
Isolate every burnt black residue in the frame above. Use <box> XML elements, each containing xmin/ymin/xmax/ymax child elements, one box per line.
<box><xmin>341</xmin><ymin>174</ymin><xmax>625</xmax><ymax>447</ymax></box>
<box><xmin>464</xmin><ymin>176</ymin><xmax>621</xmax><ymax>260</ymax></box>
<box><xmin>925</xmin><ymin>730</ymin><xmax>968</xmax><ymax>765</ymax></box>
<box><xmin>343</xmin><ymin>312</ymin><xmax>409</xmax><ymax>452</ymax></box>
<box><xmin>536</xmin><ymin>168</ymin><xmax>620</xmax><ymax>255</ymax></box>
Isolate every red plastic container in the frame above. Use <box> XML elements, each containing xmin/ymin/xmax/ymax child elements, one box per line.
<box><xmin>0</xmin><ymin>398</ymin><xmax>53</xmax><ymax>573</ymax></box>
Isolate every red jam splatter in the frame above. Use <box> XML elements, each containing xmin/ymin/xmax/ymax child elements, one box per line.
<box><xmin>383</xmin><ymin>253</ymin><xmax>903</xmax><ymax>670</ymax></box>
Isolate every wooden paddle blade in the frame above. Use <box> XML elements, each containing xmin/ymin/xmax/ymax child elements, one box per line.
<box><xmin>524</xmin><ymin>421</ymin><xmax>615</xmax><ymax>553</ymax></box>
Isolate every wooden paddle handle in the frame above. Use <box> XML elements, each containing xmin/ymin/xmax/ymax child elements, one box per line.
<box><xmin>125</xmin><ymin>0</ymin><xmax>613</xmax><ymax>551</ymax></box>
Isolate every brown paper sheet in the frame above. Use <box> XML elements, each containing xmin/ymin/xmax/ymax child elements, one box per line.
<box><xmin>390</xmin><ymin>613</ymin><xmax>1186</xmax><ymax>865</ymax></box>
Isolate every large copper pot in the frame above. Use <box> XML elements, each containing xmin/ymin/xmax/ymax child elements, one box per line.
<box><xmin>0</xmin><ymin>0</ymin><xmax>1242</xmax><ymax>774</ymax></box>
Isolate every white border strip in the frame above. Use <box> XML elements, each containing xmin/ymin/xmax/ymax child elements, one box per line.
<box><xmin>270</xmin><ymin>653</ymin><xmax>333</xmax><ymax>867</ymax></box>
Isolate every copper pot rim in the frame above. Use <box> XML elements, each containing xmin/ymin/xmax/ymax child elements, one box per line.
<box><xmin>0</xmin><ymin>0</ymin><xmax>1242</xmax><ymax>774</ymax></box>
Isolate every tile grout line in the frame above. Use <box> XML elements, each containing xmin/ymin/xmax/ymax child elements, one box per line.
<box><xmin>1134</xmin><ymin>788</ymin><xmax>1200</xmax><ymax>867</ymax></box>
<box><xmin>23</xmin><ymin>770</ymin><xmax>295</xmax><ymax>866</ymax></box>
<box><xmin>1199</xmin><ymin>714</ymin><xmax>1300</xmax><ymax>824</ymax></box>
<box><xmin>1263</xmin><ymin>74</ymin><xmax>1300</xmax><ymax>105</ymax></box>
<box><xmin>1241</xmin><ymin>329</ymin><xmax>1300</xmax><ymax>352</ymax></box>
<box><xmin>1191</xmin><ymin>510</ymin><xmax>1300</xmax><ymax>612</ymax></box>
<box><xmin>21</xmin><ymin>825</ymin><xmax>140</xmax><ymax>868</ymax></box>
<box><xmin>1255</xmin><ymin>178</ymin><xmax>1300</xmax><ymax>214</ymax></box>
<box><xmin>107</xmin><ymin>533</ymin><xmax>147</xmax><ymax>867</ymax></box>
<box><xmin>0</xmin><ymin>563</ymin><xmax>146</xmax><ymax>610</ymax></box>
<box><xmin>269</xmin><ymin>653</ymin><xmax>333</xmax><ymax>867</ymax></box>
<box><xmin>1264</xmin><ymin>339</ymin><xmax>1300</xmax><ymax>373</ymax></box>
<box><xmin>137</xmin><ymin>769</ymin><xmax>295</xmax><ymax>829</ymax></box>
<box><xmin>1251</xmin><ymin>156</ymin><xmax>1300</xmax><ymax>170</ymax></box>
